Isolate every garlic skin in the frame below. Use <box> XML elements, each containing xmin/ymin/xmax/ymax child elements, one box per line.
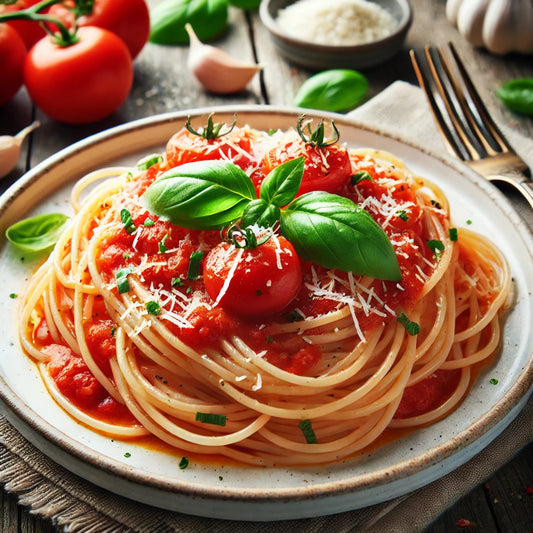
<box><xmin>186</xmin><ymin>23</ymin><xmax>262</xmax><ymax>94</ymax></box>
<box><xmin>0</xmin><ymin>121</ymin><xmax>40</xmax><ymax>179</ymax></box>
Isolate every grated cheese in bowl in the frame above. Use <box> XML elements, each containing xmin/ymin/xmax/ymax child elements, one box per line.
<box><xmin>276</xmin><ymin>0</ymin><xmax>397</xmax><ymax>46</ymax></box>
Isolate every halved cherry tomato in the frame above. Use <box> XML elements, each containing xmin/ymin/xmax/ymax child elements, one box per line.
<box><xmin>48</xmin><ymin>0</ymin><xmax>150</xmax><ymax>59</ymax></box>
<box><xmin>0</xmin><ymin>0</ymin><xmax>45</xmax><ymax>49</ymax></box>
<box><xmin>24</xmin><ymin>26</ymin><xmax>133</xmax><ymax>124</ymax></box>
<box><xmin>262</xmin><ymin>130</ymin><xmax>352</xmax><ymax>196</ymax></box>
<box><xmin>0</xmin><ymin>23</ymin><xmax>26</xmax><ymax>106</ymax></box>
<box><xmin>204</xmin><ymin>236</ymin><xmax>302</xmax><ymax>317</ymax></box>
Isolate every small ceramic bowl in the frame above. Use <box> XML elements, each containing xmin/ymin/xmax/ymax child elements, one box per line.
<box><xmin>259</xmin><ymin>0</ymin><xmax>413</xmax><ymax>70</ymax></box>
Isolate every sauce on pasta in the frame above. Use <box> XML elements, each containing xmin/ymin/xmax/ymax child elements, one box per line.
<box><xmin>18</xmin><ymin>117</ymin><xmax>512</xmax><ymax>466</ymax></box>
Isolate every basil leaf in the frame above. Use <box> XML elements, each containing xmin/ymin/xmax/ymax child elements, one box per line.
<box><xmin>149</xmin><ymin>0</ymin><xmax>228</xmax><ymax>45</ymax></box>
<box><xmin>241</xmin><ymin>199</ymin><xmax>280</xmax><ymax>228</ymax></box>
<box><xmin>229</xmin><ymin>0</ymin><xmax>260</xmax><ymax>8</ymax></box>
<box><xmin>259</xmin><ymin>157</ymin><xmax>304</xmax><ymax>207</ymax></box>
<box><xmin>293</xmin><ymin>69</ymin><xmax>369</xmax><ymax>112</ymax></box>
<box><xmin>496</xmin><ymin>78</ymin><xmax>533</xmax><ymax>116</ymax></box>
<box><xmin>141</xmin><ymin>160</ymin><xmax>256</xmax><ymax>229</ymax></box>
<box><xmin>5</xmin><ymin>213</ymin><xmax>69</xmax><ymax>253</ymax></box>
<box><xmin>280</xmin><ymin>192</ymin><xmax>401</xmax><ymax>281</ymax></box>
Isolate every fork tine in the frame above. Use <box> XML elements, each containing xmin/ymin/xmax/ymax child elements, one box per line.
<box><xmin>409</xmin><ymin>49</ymin><xmax>466</xmax><ymax>159</ymax></box>
<box><xmin>447</xmin><ymin>42</ymin><xmax>514</xmax><ymax>154</ymax></box>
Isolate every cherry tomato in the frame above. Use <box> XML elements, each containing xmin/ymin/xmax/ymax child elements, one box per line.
<box><xmin>262</xmin><ymin>130</ymin><xmax>352</xmax><ymax>196</ymax></box>
<box><xmin>0</xmin><ymin>23</ymin><xmax>26</xmax><ymax>106</ymax></box>
<box><xmin>1</xmin><ymin>0</ymin><xmax>46</xmax><ymax>49</ymax></box>
<box><xmin>166</xmin><ymin>125</ymin><xmax>256</xmax><ymax>171</ymax></box>
<box><xmin>24</xmin><ymin>26</ymin><xmax>133</xmax><ymax>124</ymax></box>
<box><xmin>48</xmin><ymin>0</ymin><xmax>150</xmax><ymax>59</ymax></box>
<box><xmin>204</xmin><ymin>236</ymin><xmax>303</xmax><ymax>317</ymax></box>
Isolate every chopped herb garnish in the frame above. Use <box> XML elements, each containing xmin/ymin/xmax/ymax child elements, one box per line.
<box><xmin>9</xmin><ymin>293</ymin><xmax>18</xmax><ymax>299</ymax></box>
<box><xmin>144</xmin><ymin>218</ymin><xmax>155</xmax><ymax>227</ymax></box>
<box><xmin>466</xmin><ymin>219</ymin><xmax>472</xmax><ymax>225</ymax></box>
<box><xmin>187</xmin><ymin>251</ymin><xmax>204</xmax><ymax>280</ymax></box>
<box><xmin>266</xmin><ymin>335</ymin><xmax>274</xmax><ymax>343</ymax></box>
<box><xmin>146</xmin><ymin>301</ymin><xmax>161</xmax><ymax>316</ymax></box>
<box><xmin>298</xmin><ymin>419</ymin><xmax>317</xmax><ymax>444</ymax></box>
<box><xmin>110</xmin><ymin>327</ymin><xmax>116</xmax><ymax>337</ymax></box>
<box><xmin>195</xmin><ymin>412</ymin><xmax>227</xmax><ymax>426</ymax></box>
<box><xmin>431</xmin><ymin>200</ymin><xmax>442</xmax><ymax>209</ymax></box>
<box><xmin>427</xmin><ymin>239</ymin><xmax>445</xmax><ymax>257</ymax></box>
<box><xmin>126</xmin><ymin>171</ymin><xmax>133</xmax><ymax>181</ymax></box>
<box><xmin>120</xmin><ymin>209</ymin><xmax>136</xmax><ymax>234</ymax></box>
<box><xmin>171</xmin><ymin>277</ymin><xmax>184</xmax><ymax>287</ymax></box>
<box><xmin>490</xmin><ymin>378</ymin><xmax>499</xmax><ymax>385</ymax></box>
<box><xmin>397</xmin><ymin>210</ymin><xmax>409</xmax><ymax>221</ymax></box>
<box><xmin>351</xmin><ymin>170</ymin><xmax>372</xmax><ymax>185</ymax></box>
<box><xmin>158</xmin><ymin>233</ymin><xmax>169</xmax><ymax>253</ymax></box>
<box><xmin>286</xmin><ymin>309</ymin><xmax>305</xmax><ymax>322</ymax></box>
<box><xmin>124</xmin><ymin>452</ymin><xmax>131</xmax><ymax>458</ymax></box>
<box><xmin>179</xmin><ymin>457</ymin><xmax>189</xmax><ymax>469</ymax></box>
<box><xmin>122</xmin><ymin>252</ymin><xmax>130</xmax><ymax>260</ymax></box>
<box><xmin>397</xmin><ymin>312</ymin><xmax>420</xmax><ymax>335</ymax></box>
<box><xmin>116</xmin><ymin>266</ymin><xmax>134</xmax><ymax>294</ymax></box>
<box><xmin>137</xmin><ymin>154</ymin><xmax>163</xmax><ymax>171</ymax></box>
<box><xmin>449</xmin><ymin>228</ymin><xmax>458</xmax><ymax>242</ymax></box>
<box><xmin>256</xmin><ymin>289</ymin><xmax>262</xmax><ymax>296</ymax></box>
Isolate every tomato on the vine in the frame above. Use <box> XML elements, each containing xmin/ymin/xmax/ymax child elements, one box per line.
<box><xmin>0</xmin><ymin>23</ymin><xmax>27</xmax><ymax>106</ymax></box>
<box><xmin>204</xmin><ymin>236</ymin><xmax>303</xmax><ymax>317</ymax></box>
<box><xmin>24</xmin><ymin>26</ymin><xmax>133</xmax><ymax>124</ymax></box>
<box><xmin>262</xmin><ymin>131</ymin><xmax>352</xmax><ymax>196</ymax></box>
<box><xmin>1</xmin><ymin>0</ymin><xmax>45</xmax><ymax>49</ymax></box>
<box><xmin>48</xmin><ymin>0</ymin><xmax>150</xmax><ymax>59</ymax></box>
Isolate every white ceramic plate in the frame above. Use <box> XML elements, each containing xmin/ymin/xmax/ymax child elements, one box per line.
<box><xmin>1</xmin><ymin>107</ymin><xmax>532</xmax><ymax>521</ymax></box>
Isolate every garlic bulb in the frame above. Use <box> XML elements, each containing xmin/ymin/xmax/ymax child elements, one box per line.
<box><xmin>185</xmin><ymin>23</ymin><xmax>262</xmax><ymax>94</ymax></box>
<box><xmin>0</xmin><ymin>121</ymin><xmax>40</xmax><ymax>179</ymax></box>
<box><xmin>446</xmin><ymin>0</ymin><xmax>533</xmax><ymax>55</ymax></box>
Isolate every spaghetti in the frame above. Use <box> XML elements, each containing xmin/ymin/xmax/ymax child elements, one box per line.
<box><xmin>17</xmin><ymin>118</ymin><xmax>512</xmax><ymax>466</ymax></box>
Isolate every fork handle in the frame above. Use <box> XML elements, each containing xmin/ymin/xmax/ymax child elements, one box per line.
<box><xmin>488</xmin><ymin>174</ymin><xmax>533</xmax><ymax>211</ymax></box>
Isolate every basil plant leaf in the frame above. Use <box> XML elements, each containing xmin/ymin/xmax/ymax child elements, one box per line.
<box><xmin>5</xmin><ymin>213</ymin><xmax>69</xmax><ymax>253</ymax></box>
<box><xmin>141</xmin><ymin>160</ymin><xmax>256</xmax><ymax>229</ymax></box>
<box><xmin>149</xmin><ymin>0</ymin><xmax>228</xmax><ymax>45</ymax></box>
<box><xmin>293</xmin><ymin>69</ymin><xmax>369</xmax><ymax>113</ymax></box>
<box><xmin>496</xmin><ymin>78</ymin><xmax>533</xmax><ymax>116</ymax></box>
<box><xmin>241</xmin><ymin>199</ymin><xmax>280</xmax><ymax>229</ymax></box>
<box><xmin>259</xmin><ymin>157</ymin><xmax>304</xmax><ymax>207</ymax></box>
<box><xmin>280</xmin><ymin>192</ymin><xmax>401</xmax><ymax>281</ymax></box>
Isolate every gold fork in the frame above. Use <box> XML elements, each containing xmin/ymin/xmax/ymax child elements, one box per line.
<box><xmin>410</xmin><ymin>43</ymin><xmax>533</xmax><ymax>209</ymax></box>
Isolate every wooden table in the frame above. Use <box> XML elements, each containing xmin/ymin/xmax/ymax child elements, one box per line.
<box><xmin>1</xmin><ymin>1</ymin><xmax>532</xmax><ymax>531</ymax></box>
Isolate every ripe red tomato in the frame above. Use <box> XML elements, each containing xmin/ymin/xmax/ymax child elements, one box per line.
<box><xmin>48</xmin><ymin>0</ymin><xmax>150</xmax><ymax>59</ymax></box>
<box><xmin>23</xmin><ymin>26</ymin><xmax>133</xmax><ymax>124</ymax></box>
<box><xmin>1</xmin><ymin>0</ymin><xmax>46</xmax><ymax>49</ymax></box>
<box><xmin>262</xmin><ymin>132</ymin><xmax>352</xmax><ymax>196</ymax></box>
<box><xmin>0</xmin><ymin>23</ymin><xmax>26</xmax><ymax>106</ymax></box>
<box><xmin>204</xmin><ymin>236</ymin><xmax>303</xmax><ymax>317</ymax></box>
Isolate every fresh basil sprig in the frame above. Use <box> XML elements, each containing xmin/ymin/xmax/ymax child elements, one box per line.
<box><xmin>293</xmin><ymin>69</ymin><xmax>369</xmax><ymax>113</ymax></box>
<box><xmin>142</xmin><ymin>157</ymin><xmax>401</xmax><ymax>281</ymax></box>
<box><xmin>149</xmin><ymin>0</ymin><xmax>228</xmax><ymax>45</ymax></box>
<box><xmin>5</xmin><ymin>213</ymin><xmax>69</xmax><ymax>253</ymax></box>
<box><xmin>141</xmin><ymin>160</ymin><xmax>256</xmax><ymax>229</ymax></box>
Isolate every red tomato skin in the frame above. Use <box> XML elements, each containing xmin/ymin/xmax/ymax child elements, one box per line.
<box><xmin>23</xmin><ymin>27</ymin><xmax>133</xmax><ymax>124</ymax></box>
<box><xmin>48</xmin><ymin>0</ymin><xmax>150</xmax><ymax>59</ymax></box>
<box><xmin>1</xmin><ymin>0</ymin><xmax>46</xmax><ymax>49</ymax></box>
<box><xmin>204</xmin><ymin>237</ymin><xmax>303</xmax><ymax>317</ymax></box>
<box><xmin>0</xmin><ymin>23</ymin><xmax>27</xmax><ymax>106</ymax></box>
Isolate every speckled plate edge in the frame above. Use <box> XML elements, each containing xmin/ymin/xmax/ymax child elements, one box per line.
<box><xmin>1</xmin><ymin>106</ymin><xmax>532</xmax><ymax>521</ymax></box>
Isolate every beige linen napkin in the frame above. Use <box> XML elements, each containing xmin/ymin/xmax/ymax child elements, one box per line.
<box><xmin>1</xmin><ymin>81</ymin><xmax>532</xmax><ymax>532</ymax></box>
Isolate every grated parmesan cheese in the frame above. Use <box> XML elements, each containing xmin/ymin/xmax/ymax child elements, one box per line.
<box><xmin>276</xmin><ymin>0</ymin><xmax>397</xmax><ymax>46</ymax></box>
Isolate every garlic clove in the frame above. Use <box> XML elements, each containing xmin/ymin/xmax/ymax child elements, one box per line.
<box><xmin>0</xmin><ymin>121</ymin><xmax>40</xmax><ymax>179</ymax></box>
<box><xmin>185</xmin><ymin>23</ymin><xmax>263</xmax><ymax>94</ymax></box>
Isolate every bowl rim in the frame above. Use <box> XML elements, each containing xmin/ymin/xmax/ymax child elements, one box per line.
<box><xmin>259</xmin><ymin>0</ymin><xmax>413</xmax><ymax>52</ymax></box>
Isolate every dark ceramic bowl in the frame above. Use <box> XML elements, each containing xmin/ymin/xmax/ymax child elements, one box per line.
<box><xmin>259</xmin><ymin>0</ymin><xmax>413</xmax><ymax>70</ymax></box>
